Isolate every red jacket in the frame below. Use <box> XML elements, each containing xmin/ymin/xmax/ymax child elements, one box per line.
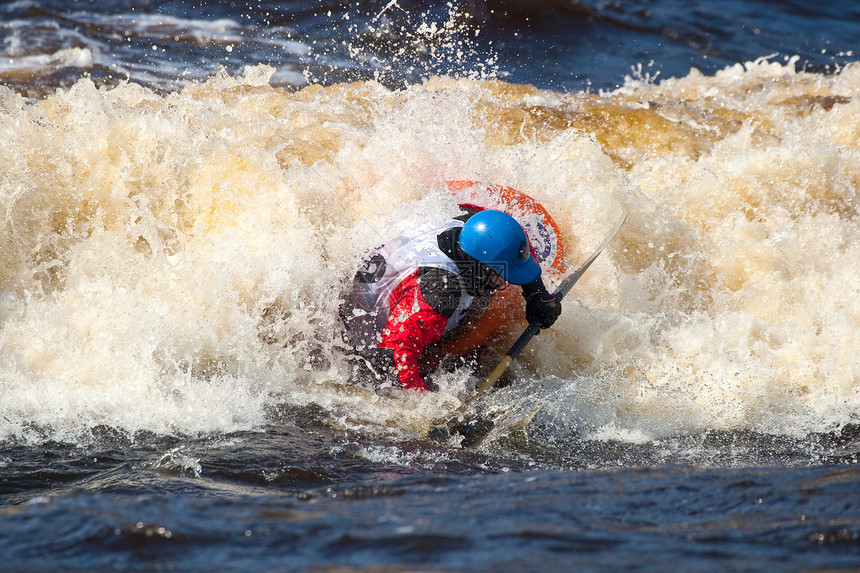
<box><xmin>378</xmin><ymin>270</ymin><xmax>450</xmax><ymax>390</ymax></box>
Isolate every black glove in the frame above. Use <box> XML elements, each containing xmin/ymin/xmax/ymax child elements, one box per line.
<box><xmin>366</xmin><ymin>348</ymin><xmax>439</xmax><ymax>391</ymax></box>
<box><xmin>421</xmin><ymin>373</ymin><xmax>440</xmax><ymax>392</ymax></box>
<box><xmin>355</xmin><ymin>347</ymin><xmax>398</xmax><ymax>387</ymax></box>
<box><xmin>522</xmin><ymin>277</ymin><xmax>562</xmax><ymax>329</ymax></box>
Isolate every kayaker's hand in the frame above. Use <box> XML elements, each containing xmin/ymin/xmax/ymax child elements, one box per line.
<box><xmin>422</xmin><ymin>374</ymin><xmax>440</xmax><ymax>392</ymax></box>
<box><xmin>526</xmin><ymin>294</ymin><xmax>561</xmax><ymax>329</ymax></box>
<box><xmin>522</xmin><ymin>277</ymin><xmax>562</xmax><ymax>329</ymax></box>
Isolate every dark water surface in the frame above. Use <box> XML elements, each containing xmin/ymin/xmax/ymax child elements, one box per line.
<box><xmin>2</xmin><ymin>0</ymin><xmax>858</xmax><ymax>95</ymax></box>
<box><xmin>3</xmin><ymin>417</ymin><xmax>860</xmax><ymax>570</ymax></box>
<box><xmin>3</xmin><ymin>424</ymin><xmax>860</xmax><ymax>571</ymax></box>
<box><xmin>2</xmin><ymin>0</ymin><xmax>860</xmax><ymax>571</ymax></box>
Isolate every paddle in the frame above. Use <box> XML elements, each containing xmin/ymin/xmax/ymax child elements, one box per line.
<box><xmin>430</xmin><ymin>213</ymin><xmax>628</xmax><ymax>446</ymax></box>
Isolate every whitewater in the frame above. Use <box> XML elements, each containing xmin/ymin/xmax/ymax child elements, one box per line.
<box><xmin>1</xmin><ymin>58</ymin><xmax>857</xmax><ymax>448</ymax></box>
<box><xmin>2</xmin><ymin>1</ymin><xmax>860</xmax><ymax>569</ymax></box>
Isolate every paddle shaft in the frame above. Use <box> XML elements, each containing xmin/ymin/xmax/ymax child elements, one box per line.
<box><xmin>474</xmin><ymin>213</ymin><xmax>628</xmax><ymax>397</ymax></box>
<box><xmin>430</xmin><ymin>213</ymin><xmax>627</xmax><ymax>444</ymax></box>
<box><xmin>476</xmin><ymin>323</ymin><xmax>539</xmax><ymax>393</ymax></box>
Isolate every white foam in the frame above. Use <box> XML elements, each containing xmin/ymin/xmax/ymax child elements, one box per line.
<box><xmin>0</xmin><ymin>47</ymin><xmax>93</xmax><ymax>74</ymax></box>
<box><xmin>0</xmin><ymin>60</ymin><xmax>858</xmax><ymax>444</ymax></box>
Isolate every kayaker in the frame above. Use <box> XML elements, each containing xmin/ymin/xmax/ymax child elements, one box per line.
<box><xmin>340</xmin><ymin>207</ymin><xmax>561</xmax><ymax>391</ymax></box>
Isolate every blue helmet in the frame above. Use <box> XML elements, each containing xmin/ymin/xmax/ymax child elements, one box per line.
<box><xmin>458</xmin><ymin>210</ymin><xmax>541</xmax><ymax>285</ymax></box>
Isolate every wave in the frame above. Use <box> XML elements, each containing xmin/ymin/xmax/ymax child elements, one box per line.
<box><xmin>0</xmin><ymin>58</ymin><xmax>858</xmax><ymax>446</ymax></box>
